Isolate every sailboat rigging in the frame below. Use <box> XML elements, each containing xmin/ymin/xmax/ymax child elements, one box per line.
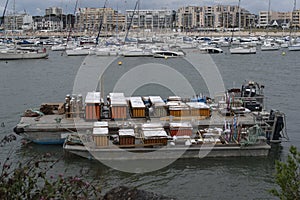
<box><xmin>229</xmin><ymin>0</ymin><xmax>256</xmax><ymax>54</ymax></box>
<box><xmin>124</xmin><ymin>0</ymin><xmax>139</xmax><ymax>43</ymax></box>
<box><xmin>67</xmin><ymin>0</ymin><xmax>79</xmax><ymax>42</ymax></box>
<box><xmin>261</xmin><ymin>0</ymin><xmax>280</xmax><ymax>51</ymax></box>
<box><xmin>95</xmin><ymin>0</ymin><xmax>108</xmax><ymax>46</ymax></box>
<box><xmin>288</xmin><ymin>0</ymin><xmax>300</xmax><ymax>50</ymax></box>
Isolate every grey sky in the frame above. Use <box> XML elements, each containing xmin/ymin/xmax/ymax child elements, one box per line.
<box><xmin>0</xmin><ymin>0</ymin><xmax>297</xmax><ymax>16</ymax></box>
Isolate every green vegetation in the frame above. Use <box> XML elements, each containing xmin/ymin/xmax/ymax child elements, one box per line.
<box><xmin>270</xmin><ymin>146</ymin><xmax>300</xmax><ymax>200</ymax></box>
<box><xmin>0</xmin><ymin>134</ymin><xmax>102</xmax><ymax>199</ymax></box>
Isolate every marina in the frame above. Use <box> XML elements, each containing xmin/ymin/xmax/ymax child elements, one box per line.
<box><xmin>1</xmin><ymin>0</ymin><xmax>300</xmax><ymax>197</ymax></box>
<box><xmin>1</xmin><ymin>39</ymin><xmax>299</xmax><ymax>199</ymax></box>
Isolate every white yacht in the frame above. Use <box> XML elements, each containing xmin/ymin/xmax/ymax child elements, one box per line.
<box><xmin>0</xmin><ymin>48</ymin><xmax>48</xmax><ymax>60</ymax></box>
<box><xmin>229</xmin><ymin>45</ymin><xmax>256</xmax><ymax>54</ymax></box>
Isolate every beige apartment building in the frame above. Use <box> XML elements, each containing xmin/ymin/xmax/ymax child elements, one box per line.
<box><xmin>258</xmin><ymin>11</ymin><xmax>292</xmax><ymax>27</ymax></box>
<box><xmin>177</xmin><ymin>5</ymin><xmax>255</xmax><ymax>30</ymax></box>
<box><xmin>75</xmin><ymin>7</ymin><xmax>125</xmax><ymax>32</ymax></box>
<box><xmin>258</xmin><ymin>9</ymin><xmax>300</xmax><ymax>29</ymax></box>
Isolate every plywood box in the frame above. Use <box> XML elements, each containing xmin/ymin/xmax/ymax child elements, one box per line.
<box><xmin>85</xmin><ymin>104</ymin><xmax>101</xmax><ymax>120</ymax></box>
<box><xmin>119</xmin><ymin>129</ymin><xmax>135</xmax><ymax>145</ymax></box>
<box><xmin>93</xmin><ymin>128</ymin><xmax>108</xmax><ymax>147</ymax></box>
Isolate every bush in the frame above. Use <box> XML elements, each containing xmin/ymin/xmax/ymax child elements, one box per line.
<box><xmin>270</xmin><ymin>145</ymin><xmax>300</xmax><ymax>200</ymax></box>
<box><xmin>0</xmin><ymin>134</ymin><xmax>102</xmax><ymax>199</ymax></box>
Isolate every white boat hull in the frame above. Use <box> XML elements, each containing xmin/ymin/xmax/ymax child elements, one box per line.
<box><xmin>288</xmin><ymin>44</ymin><xmax>300</xmax><ymax>51</ymax></box>
<box><xmin>261</xmin><ymin>45</ymin><xmax>280</xmax><ymax>51</ymax></box>
<box><xmin>0</xmin><ymin>51</ymin><xmax>48</xmax><ymax>60</ymax></box>
<box><xmin>230</xmin><ymin>47</ymin><xmax>256</xmax><ymax>54</ymax></box>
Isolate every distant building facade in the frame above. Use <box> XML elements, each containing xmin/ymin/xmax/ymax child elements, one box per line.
<box><xmin>3</xmin><ymin>14</ymin><xmax>33</xmax><ymax>30</ymax></box>
<box><xmin>75</xmin><ymin>7</ymin><xmax>125</xmax><ymax>32</ymax></box>
<box><xmin>125</xmin><ymin>9</ymin><xmax>176</xmax><ymax>31</ymax></box>
<box><xmin>177</xmin><ymin>5</ymin><xmax>255</xmax><ymax>31</ymax></box>
<box><xmin>45</xmin><ymin>7</ymin><xmax>63</xmax><ymax>16</ymax></box>
<box><xmin>33</xmin><ymin>16</ymin><xmax>63</xmax><ymax>31</ymax></box>
<box><xmin>258</xmin><ymin>11</ymin><xmax>292</xmax><ymax>28</ymax></box>
<box><xmin>292</xmin><ymin>9</ymin><xmax>300</xmax><ymax>28</ymax></box>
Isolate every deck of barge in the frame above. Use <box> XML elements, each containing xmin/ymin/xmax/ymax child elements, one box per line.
<box><xmin>17</xmin><ymin>110</ymin><xmax>259</xmax><ymax>133</ymax></box>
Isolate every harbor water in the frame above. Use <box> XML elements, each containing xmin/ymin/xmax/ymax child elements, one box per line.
<box><xmin>0</xmin><ymin>48</ymin><xmax>299</xmax><ymax>199</ymax></box>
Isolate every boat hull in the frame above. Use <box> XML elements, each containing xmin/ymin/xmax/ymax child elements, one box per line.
<box><xmin>0</xmin><ymin>52</ymin><xmax>48</xmax><ymax>60</ymax></box>
<box><xmin>18</xmin><ymin>131</ymin><xmax>71</xmax><ymax>145</ymax></box>
<box><xmin>230</xmin><ymin>47</ymin><xmax>256</xmax><ymax>54</ymax></box>
<box><xmin>288</xmin><ymin>45</ymin><xmax>300</xmax><ymax>51</ymax></box>
<box><xmin>64</xmin><ymin>144</ymin><xmax>271</xmax><ymax>160</ymax></box>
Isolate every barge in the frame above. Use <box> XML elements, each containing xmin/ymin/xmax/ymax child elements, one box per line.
<box><xmin>14</xmin><ymin>81</ymin><xmax>288</xmax><ymax>159</ymax></box>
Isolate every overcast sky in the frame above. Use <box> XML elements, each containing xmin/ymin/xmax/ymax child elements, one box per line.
<box><xmin>0</xmin><ymin>0</ymin><xmax>298</xmax><ymax>16</ymax></box>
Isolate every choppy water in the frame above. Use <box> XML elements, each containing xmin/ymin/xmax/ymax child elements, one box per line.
<box><xmin>0</xmin><ymin>48</ymin><xmax>299</xmax><ymax>199</ymax></box>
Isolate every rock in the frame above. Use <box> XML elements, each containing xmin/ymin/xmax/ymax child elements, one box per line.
<box><xmin>103</xmin><ymin>186</ymin><xmax>176</xmax><ymax>200</ymax></box>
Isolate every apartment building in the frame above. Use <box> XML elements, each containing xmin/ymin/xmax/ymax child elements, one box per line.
<box><xmin>75</xmin><ymin>7</ymin><xmax>125</xmax><ymax>32</ymax></box>
<box><xmin>125</xmin><ymin>9</ymin><xmax>175</xmax><ymax>30</ymax></box>
<box><xmin>45</xmin><ymin>7</ymin><xmax>63</xmax><ymax>16</ymax></box>
<box><xmin>258</xmin><ymin>11</ymin><xmax>291</xmax><ymax>27</ymax></box>
<box><xmin>177</xmin><ymin>5</ymin><xmax>254</xmax><ymax>31</ymax></box>
<box><xmin>292</xmin><ymin>9</ymin><xmax>300</xmax><ymax>28</ymax></box>
<box><xmin>33</xmin><ymin>15</ymin><xmax>63</xmax><ymax>31</ymax></box>
<box><xmin>3</xmin><ymin>14</ymin><xmax>33</xmax><ymax>30</ymax></box>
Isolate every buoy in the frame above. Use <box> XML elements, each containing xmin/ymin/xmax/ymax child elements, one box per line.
<box><xmin>282</xmin><ymin>52</ymin><xmax>286</xmax><ymax>56</ymax></box>
<box><xmin>118</xmin><ymin>61</ymin><xmax>122</xmax><ymax>65</ymax></box>
<box><xmin>164</xmin><ymin>56</ymin><xmax>168</xmax><ymax>60</ymax></box>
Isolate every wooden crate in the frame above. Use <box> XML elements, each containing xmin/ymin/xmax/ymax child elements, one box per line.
<box><xmin>85</xmin><ymin>104</ymin><xmax>101</xmax><ymax>121</ymax></box>
<box><xmin>170</xmin><ymin>122</ymin><xmax>193</xmax><ymax>137</ymax></box>
<box><xmin>144</xmin><ymin>138</ymin><xmax>168</xmax><ymax>145</ymax></box>
<box><xmin>186</xmin><ymin>102</ymin><xmax>211</xmax><ymax>117</ymax></box>
<box><xmin>111</xmin><ymin>106</ymin><xmax>127</xmax><ymax>119</ymax></box>
<box><xmin>169</xmin><ymin>107</ymin><xmax>190</xmax><ymax>117</ymax></box>
<box><xmin>93</xmin><ymin>135</ymin><xmax>108</xmax><ymax>146</ymax></box>
<box><xmin>199</xmin><ymin>108</ymin><xmax>211</xmax><ymax>117</ymax></box>
<box><xmin>85</xmin><ymin>92</ymin><xmax>103</xmax><ymax>121</ymax></box>
<box><xmin>130</xmin><ymin>97</ymin><xmax>145</xmax><ymax>118</ymax></box>
<box><xmin>170</xmin><ymin>129</ymin><xmax>193</xmax><ymax>137</ymax></box>
<box><xmin>119</xmin><ymin>136</ymin><xmax>135</xmax><ymax>145</ymax></box>
<box><xmin>131</xmin><ymin>108</ymin><xmax>145</xmax><ymax>118</ymax></box>
<box><xmin>142</xmin><ymin>127</ymin><xmax>168</xmax><ymax>146</ymax></box>
<box><xmin>119</xmin><ymin>129</ymin><xmax>135</xmax><ymax>145</ymax></box>
<box><xmin>93</xmin><ymin>127</ymin><xmax>109</xmax><ymax>147</ymax></box>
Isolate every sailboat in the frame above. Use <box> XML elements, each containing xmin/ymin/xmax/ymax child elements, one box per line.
<box><xmin>0</xmin><ymin>0</ymin><xmax>48</xmax><ymax>60</ymax></box>
<box><xmin>229</xmin><ymin>0</ymin><xmax>256</xmax><ymax>54</ymax></box>
<box><xmin>288</xmin><ymin>0</ymin><xmax>300</xmax><ymax>51</ymax></box>
<box><xmin>261</xmin><ymin>0</ymin><xmax>280</xmax><ymax>51</ymax></box>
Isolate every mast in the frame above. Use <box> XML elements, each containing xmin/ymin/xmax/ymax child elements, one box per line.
<box><xmin>95</xmin><ymin>0</ymin><xmax>108</xmax><ymax>46</ymax></box>
<box><xmin>267</xmin><ymin>0</ymin><xmax>271</xmax><ymax>37</ymax></box>
<box><xmin>0</xmin><ymin>0</ymin><xmax>10</xmax><ymax>27</ymax></box>
<box><xmin>116</xmin><ymin>2</ymin><xmax>118</xmax><ymax>38</ymax></box>
<box><xmin>290</xmin><ymin>0</ymin><xmax>296</xmax><ymax>45</ymax></box>
<box><xmin>67</xmin><ymin>0</ymin><xmax>78</xmax><ymax>42</ymax></box>
<box><xmin>124</xmin><ymin>0</ymin><xmax>139</xmax><ymax>43</ymax></box>
<box><xmin>238</xmin><ymin>0</ymin><xmax>241</xmax><ymax>37</ymax></box>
